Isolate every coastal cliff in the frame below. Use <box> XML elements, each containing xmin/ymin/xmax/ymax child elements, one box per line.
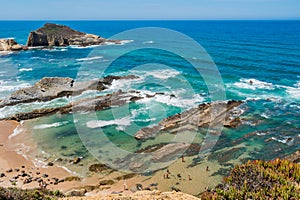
<box><xmin>27</xmin><ymin>23</ymin><xmax>120</xmax><ymax>47</ymax></box>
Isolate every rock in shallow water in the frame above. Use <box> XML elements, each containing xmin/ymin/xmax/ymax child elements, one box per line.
<box><xmin>135</xmin><ymin>100</ymin><xmax>243</xmax><ymax>140</ymax></box>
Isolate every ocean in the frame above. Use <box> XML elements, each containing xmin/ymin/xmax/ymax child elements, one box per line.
<box><xmin>0</xmin><ymin>21</ymin><xmax>299</xmax><ymax>175</ymax></box>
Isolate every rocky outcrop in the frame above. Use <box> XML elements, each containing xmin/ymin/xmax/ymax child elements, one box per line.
<box><xmin>135</xmin><ymin>101</ymin><xmax>242</xmax><ymax>140</ymax></box>
<box><xmin>27</xmin><ymin>23</ymin><xmax>120</xmax><ymax>47</ymax></box>
<box><xmin>1</xmin><ymin>90</ymin><xmax>158</xmax><ymax>121</ymax></box>
<box><xmin>0</xmin><ymin>75</ymin><xmax>138</xmax><ymax>108</ymax></box>
<box><xmin>0</xmin><ymin>39</ymin><xmax>25</xmax><ymax>51</ymax></box>
<box><xmin>134</xmin><ymin>100</ymin><xmax>243</xmax><ymax>140</ymax></box>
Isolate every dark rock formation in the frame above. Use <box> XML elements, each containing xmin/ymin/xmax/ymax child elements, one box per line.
<box><xmin>1</xmin><ymin>90</ymin><xmax>155</xmax><ymax>121</ymax></box>
<box><xmin>0</xmin><ymin>75</ymin><xmax>138</xmax><ymax>108</ymax></box>
<box><xmin>27</xmin><ymin>23</ymin><xmax>121</xmax><ymax>47</ymax></box>
<box><xmin>0</xmin><ymin>39</ymin><xmax>24</xmax><ymax>51</ymax></box>
<box><xmin>134</xmin><ymin>100</ymin><xmax>243</xmax><ymax>140</ymax></box>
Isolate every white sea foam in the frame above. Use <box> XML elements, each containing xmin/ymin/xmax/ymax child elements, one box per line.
<box><xmin>105</xmin><ymin>40</ymin><xmax>133</xmax><ymax>46</ymax></box>
<box><xmin>32</xmin><ymin>158</ymin><xmax>48</xmax><ymax>168</ymax></box>
<box><xmin>136</xmin><ymin>90</ymin><xmax>204</xmax><ymax>108</ymax></box>
<box><xmin>143</xmin><ymin>40</ymin><xmax>154</xmax><ymax>44</ymax></box>
<box><xmin>108</xmin><ymin>76</ymin><xmax>144</xmax><ymax>91</ymax></box>
<box><xmin>285</xmin><ymin>82</ymin><xmax>300</xmax><ymax>99</ymax></box>
<box><xmin>261</xmin><ymin>113</ymin><xmax>270</xmax><ymax>119</ymax></box>
<box><xmin>146</xmin><ymin>69</ymin><xmax>181</xmax><ymax>80</ymax></box>
<box><xmin>0</xmin><ymin>51</ymin><xmax>13</xmax><ymax>55</ymax></box>
<box><xmin>76</xmin><ymin>56</ymin><xmax>103</xmax><ymax>61</ymax></box>
<box><xmin>19</xmin><ymin>68</ymin><xmax>33</xmax><ymax>72</ymax></box>
<box><xmin>86</xmin><ymin>116</ymin><xmax>131</xmax><ymax>130</ymax></box>
<box><xmin>9</xmin><ymin>124</ymin><xmax>24</xmax><ymax>139</ymax></box>
<box><xmin>33</xmin><ymin>121</ymin><xmax>69</xmax><ymax>130</ymax></box>
<box><xmin>256</xmin><ymin>132</ymin><xmax>267</xmax><ymax>136</ymax></box>
<box><xmin>0</xmin><ymin>82</ymin><xmax>31</xmax><ymax>92</ymax></box>
<box><xmin>233</xmin><ymin>78</ymin><xmax>274</xmax><ymax>90</ymax></box>
<box><xmin>271</xmin><ymin>137</ymin><xmax>294</xmax><ymax>145</ymax></box>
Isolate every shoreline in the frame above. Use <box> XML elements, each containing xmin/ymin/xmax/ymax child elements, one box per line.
<box><xmin>1</xmin><ymin>119</ymin><xmax>299</xmax><ymax>198</ymax></box>
<box><xmin>0</xmin><ymin>120</ymin><xmax>83</xmax><ymax>192</ymax></box>
<box><xmin>0</xmin><ymin>120</ymin><xmax>224</xmax><ymax>196</ymax></box>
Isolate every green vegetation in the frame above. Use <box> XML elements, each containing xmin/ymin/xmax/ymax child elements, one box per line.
<box><xmin>0</xmin><ymin>187</ymin><xmax>64</xmax><ymax>200</ymax></box>
<box><xmin>201</xmin><ymin>159</ymin><xmax>300</xmax><ymax>200</ymax></box>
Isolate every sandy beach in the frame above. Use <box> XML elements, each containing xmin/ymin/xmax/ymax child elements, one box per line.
<box><xmin>0</xmin><ymin>120</ymin><xmax>224</xmax><ymax>196</ymax></box>
<box><xmin>0</xmin><ymin>120</ymin><xmax>84</xmax><ymax>192</ymax></box>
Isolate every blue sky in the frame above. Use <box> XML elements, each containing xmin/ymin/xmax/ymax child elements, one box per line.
<box><xmin>1</xmin><ymin>0</ymin><xmax>299</xmax><ymax>20</ymax></box>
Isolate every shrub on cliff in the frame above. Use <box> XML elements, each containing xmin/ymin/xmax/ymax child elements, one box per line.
<box><xmin>0</xmin><ymin>187</ymin><xmax>64</xmax><ymax>200</ymax></box>
<box><xmin>201</xmin><ymin>159</ymin><xmax>300</xmax><ymax>200</ymax></box>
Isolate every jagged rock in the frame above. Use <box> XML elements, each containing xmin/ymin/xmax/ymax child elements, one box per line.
<box><xmin>27</xmin><ymin>23</ymin><xmax>120</xmax><ymax>47</ymax></box>
<box><xmin>0</xmin><ymin>39</ymin><xmax>24</xmax><ymax>51</ymax></box>
<box><xmin>0</xmin><ymin>75</ymin><xmax>139</xmax><ymax>109</ymax></box>
<box><xmin>135</xmin><ymin>100</ymin><xmax>243</xmax><ymax>140</ymax></box>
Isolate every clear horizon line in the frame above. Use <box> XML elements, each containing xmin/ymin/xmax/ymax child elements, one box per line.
<box><xmin>0</xmin><ymin>19</ymin><xmax>300</xmax><ymax>21</ymax></box>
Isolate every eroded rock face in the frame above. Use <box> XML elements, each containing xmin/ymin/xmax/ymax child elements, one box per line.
<box><xmin>27</xmin><ymin>23</ymin><xmax>120</xmax><ymax>47</ymax></box>
<box><xmin>135</xmin><ymin>100</ymin><xmax>243</xmax><ymax>140</ymax></box>
<box><xmin>0</xmin><ymin>39</ymin><xmax>24</xmax><ymax>51</ymax></box>
<box><xmin>0</xmin><ymin>75</ymin><xmax>138</xmax><ymax>108</ymax></box>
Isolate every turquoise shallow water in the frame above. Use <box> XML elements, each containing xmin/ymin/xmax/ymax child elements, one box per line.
<box><xmin>0</xmin><ymin>21</ymin><xmax>299</xmax><ymax>174</ymax></box>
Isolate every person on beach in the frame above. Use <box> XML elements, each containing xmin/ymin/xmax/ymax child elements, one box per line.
<box><xmin>123</xmin><ymin>180</ymin><xmax>128</xmax><ymax>190</ymax></box>
<box><xmin>206</xmin><ymin>166</ymin><xmax>209</xmax><ymax>171</ymax></box>
<box><xmin>188</xmin><ymin>175</ymin><xmax>192</xmax><ymax>181</ymax></box>
<box><xmin>181</xmin><ymin>155</ymin><xmax>185</xmax><ymax>162</ymax></box>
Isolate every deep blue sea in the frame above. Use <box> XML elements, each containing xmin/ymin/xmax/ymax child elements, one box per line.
<box><xmin>0</xmin><ymin>21</ymin><xmax>299</xmax><ymax>175</ymax></box>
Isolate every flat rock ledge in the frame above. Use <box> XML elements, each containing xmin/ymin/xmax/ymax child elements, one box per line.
<box><xmin>1</xmin><ymin>90</ymin><xmax>171</xmax><ymax>122</ymax></box>
<box><xmin>0</xmin><ymin>75</ymin><xmax>138</xmax><ymax>108</ymax></box>
<box><xmin>134</xmin><ymin>100</ymin><xmax>243</xmax><ymax>140</ymax></box>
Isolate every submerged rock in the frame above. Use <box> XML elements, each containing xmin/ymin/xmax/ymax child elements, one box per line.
<box><xmin>151</xmin><ymin>143</ymin><xmax>190</xmax><ymax>162</ymax></box>
<box><xmin>135</xmin><ymin>100</ymin><xmax>243</xmax><ymax>140</ymax></box>
<box><xmin>27</xmin><ymin>23</ymin><xmax>121</xmax><ymax>47</ymax></box>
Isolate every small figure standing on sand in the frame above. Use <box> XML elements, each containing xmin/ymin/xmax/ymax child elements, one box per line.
<box><xmin>123</xmin><ymin>180</ymin><xmax>128</xmax><ymax>190</ymax></box>
<box><xmin>181</xmin><ymin>155</ymin><xmax>185</xmax><ymax>162</ymax></box>
<box><xmin>206</xmin><ymin>166</ymin><xmax>209</xmax><ymax>172</ymax></box>
<box><xmin>39</xmin><ymin>181</ymin><xmax>47</xmax><ymax>189</ymax></box>
<box><xmin>188</xmin><ymin>175</ymin><xmax>192</xmax><ymax>181</ymax></box>
<box><xmin>167</xmin><ymin>169</ymin><xmax>170</xmax><ymax>174</ymax></box>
